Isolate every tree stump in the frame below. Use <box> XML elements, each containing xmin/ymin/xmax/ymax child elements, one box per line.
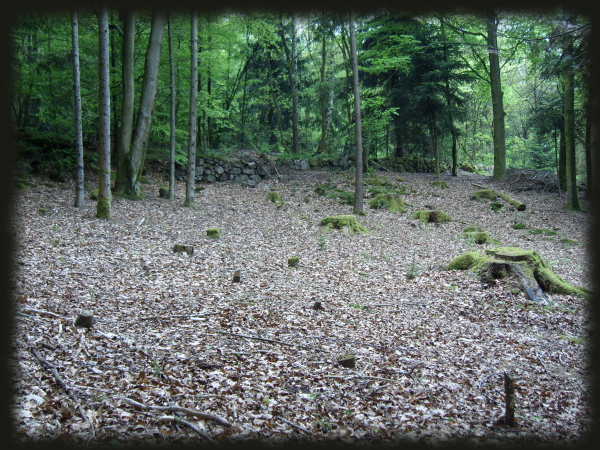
<box><xmin>504</xmin><ymin>372</ymin><xmax>516</xmax><ymax>427</ymax></box>
<box><xmin>173</xmin><ymin>244</ymin><xmax>194</xmax><ymax>256</ymax></box>
<box><xmin>159</xmin><ymin>187</ymin><xmax>170</xmax><ymax>199</ymax></box>
<box><xmin>232</xmin><ymin>270</ymin><xmax>241</xmax><ymax>283</ymax></box>
<box><xmin>337</xmin><ymin>355</ymin><xmax>356</xmax><ymax>368</ymax></box>
<box><xmin>288</xmin><ymin>257</ymin><xmax>299</xmax><ymax>268</ymax></box>
<box><xmin>74</xmin><ymin>310</ymin><xmax>94</xmax><ymax>328</ymax></box>
<box><xmin>206</xmin><ymin>228</ymin><xmax>221</xmax><ymax>239</ymax></box>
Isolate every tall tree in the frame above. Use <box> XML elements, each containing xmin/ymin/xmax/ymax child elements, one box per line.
<box><xmin>97</xmin><ymin>7</ymin><xmax>112</xmax><ymax>219</ymax></box>
<box><xmin>349</xmin><ymin>11</ymin><xmax>363</xmax><ymax>214</ymax></box>
<box><xmin>184</xmin><ymin>11</ymin><xmax>199</xmax><ymax>207</ymax></box>
<box><xmin>71</xmin><ymin>9</ymin><xmax>84</xmax><ymax>207</ymax></box>
<box><xmin>279</xmin><ymin>14</ymin><xmax>300</xmax><ymax>154</ymax></box>
<box><xmin>486</xmin><ymin>8</ymin><xmax>507</xmax><ymax>181</ymax></box>
<box><xmin>168</xmin><ymin>11</ymin><xmax>176</xmax><ymax>200</ymax></box>
<box><xmin>113</xmin><ymin>10</ymin><xmax>166</xmax><ymax>199</ymax></box>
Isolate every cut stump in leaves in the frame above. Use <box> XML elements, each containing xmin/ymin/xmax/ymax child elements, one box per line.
<box><xmin>320</xmin><ymin>215</ymin><xmax>369</xmax><ymax>235</ymax></box>
<box><xmin>446</xmin><ymin>247</ymin><xmax>591</xmax><ymax>302</ymax></box>
<box><xmin>368</xmin><ymin>193</ymin><xmax>406</xmax><ymax>214</ymax></box>
<box><xmin>75</xmin><ymin>310</ymin><xmax>94</xmax><ymax>328</ymax></box>
<box><xmin>431</xmin><ymin>181</ymin><xmax>448</xmax><ymax>189</ymax></box>
<box><xmin>288</xmin><ymin>257</ymin><xmax>299</xmax><ymax>268</ymax></box>
<box><xmin>232</xmin><ymin>270</ymin><xmax>241</xmax><ymax>283</ymax></box>
<box><xmin>159</xmin><ymin>187</ymin><xmax>170</xmax><ymax>199</ymax></box>
<box><xmin>412</xmin><ymin>210</ymin><xmax>450</xmax><ymax>224</ymax></box>
<box><xmin>337</xmin><ymin>355</ymin><xmax>356</xmax><ymax>368</ymax></box>
<box><xmin>206</xmin><ymin>228</ymin><xmax>221</xmax><ymax>239</ymax></box>
<box><xmin>173</xmin><ymin>244</ymin><xmax>194</xmax><ymax>256</ymax></box>
<box><xmin>266</xmin><ymin>192</ymin><xmax>284</xmax><ymax>205</ymax></box>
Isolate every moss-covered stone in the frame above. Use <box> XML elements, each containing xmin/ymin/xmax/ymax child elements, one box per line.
<box><xmin>266</xmin><ymin>192</ymin><xmax>284</xmax><ymax>205</ymax></box>
<box><xmin>206</xmin><ymin>227</ymin><xmax>221</xmax><ymax>238</ymax></box>
<box><xmin>159</xmin><ymin>187</ymin><xmax>170</xmax><ymax>198</ymax></box>
<box><xmin>288</xmin><ymin>256</ymin><xmax>299</xmax><ymax>267</ymax></box>
<box><xmin>368</xmin><ymin>193</ymin><xmax>406</xmax><ymax>214</ymax></box>
<box><xmin>320</xmin><ymin>215</ymin><xmax>369</xmax><ymax>235</ymax></box>
<box><xmin>412</xmin><ymin>210</ymin><xmax>450</xmax><ymax>223</ymax></box>
<box><xmin>447</xmin><ymin>252</ymin><xmax>488</xmax><ymax>270</ymax></box>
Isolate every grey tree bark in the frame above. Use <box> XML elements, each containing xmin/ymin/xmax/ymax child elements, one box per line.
<box><xmin>96</xmin><ymin>7</ymin><xmax>112</xmax><ymax>219</ymax></box>
<box><xmin>184</xmin><ymin>11</ymin><xmax>199</xmax><ymax>207</ymax></box>
<box><xmin>71</xmin><ymin>9</ymin><xmax>84</xmax><ymax>207</ymax></box>
<box><xmin>168</xmin><ymin>12</ymin><xmax>176</xmax><ymax>200</ymax></box>
<box><xmin>486</xmin><ymin>9</ymin><xmax>507</xmax><ymax>181</ymax></box>
<box><xmin>349</xmin><ymin>11</ymin><xmax>364</xmax><ymax>214</ymax></box>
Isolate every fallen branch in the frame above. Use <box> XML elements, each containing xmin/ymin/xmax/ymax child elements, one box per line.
<box><xmin>274</xmin><ymin>415</ymin><xmax>315</xmax><ymax>435</ymax></box>
<box><xmin>215</xmin><ymin>330</ymin><xmax>327</xmax><ymax>352</ymax></box>
<box><xmin>21</xmin><ymin>308</ymin><xmax>66</xmax><ymax>319</ymax></box>
<box><xmin>121</xmin><ymin>396</ymin><xmax>233</xmax><ymax>427</ymax></box>
<box><xmin>158</xmin><ymin>416</ymin><xmax>219</xmax><ymax>444</ymax></box>
<box><xmin>471</xmin><ymin>182</ymin><xmax>526</xmax><ymax>211</ymax></box>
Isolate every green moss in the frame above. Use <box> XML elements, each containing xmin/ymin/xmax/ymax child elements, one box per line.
<box><xmin>206</xmin><ymin>227</ymin><xmax>221</xmax><ymax>238</ymax></box>
<box><xmin>431</xmin><ymin>181</ymin><xmax>448</xmax><ymax>189</ymax></box>
<box><xmin>463</xmin><ymin>231</ymin><xmax>492</xmax><ymax>245</ymax></box>
<box><xmin>560</xmin><ymin>238</ymin><xmax>579</xmax><ymax>246</ymax></box>
<box><xmin>288</xmin><ymin>256</ymin><xmax>299</xmax><ymax>267</ymax></box>
<box><xmin>463</xmin><ymin>225</ymin><xmax>485</xmax><ymax>233</ymax></box>
<box><xmin>368</xmin><ymin>193</ymin><xmax>406</xmax><ymax>213</ymax></box>
<box><xmin>447</xmin><ymin>252</ymin><xmax>486</xmax><ymax>270</ymax></box>
<box><xmin>412</xmin><ymin>210</ymin><xmax>450</xmax><ymax>223</ymax></box>
<box><xmin>490</xmin><ymin>201</ymin><xmax>504</xmax><ymax>212</ymax></box>
<box><xmin>14</xmin><ymin>179</ymin><xmax>36</xmax><ymax>190</ymax></box>
<box><xmin>90</xmin><ymin>189</ymin><xmax>99</xmax><ymax>200</ymax></box>
<box><xmin>471</xmin><ymin>189</ymin><xmax>497</xmax><ymax>200</ymax></box>
<box><xmin>266</xmin><ymin>192</ymin><xmax>284</xmax><ymax>205</ymax></box>
<box><xmin>512</xmin><ymin>223</ymin><xmax>527</xmax><ymax>230</ymax></box>
<box><xmin>95</xmin><ymin>197</ymin><xmax>111</xmax><ymax>219</ymax></box>
<box><xmin>320</xmin><ymin>215</ymin><xmax>369</xmax><ymax>235</ymax></box>
<box><xmin>529</xmin><ymin>229</ymin><xmax>557</xmax><ymax>236</ymax></box>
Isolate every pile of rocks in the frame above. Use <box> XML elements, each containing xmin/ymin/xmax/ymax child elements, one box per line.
<box><xmin>174</xmin><ymin>156</ymin><xmax>276</xmax><ymax>187</ymax></box>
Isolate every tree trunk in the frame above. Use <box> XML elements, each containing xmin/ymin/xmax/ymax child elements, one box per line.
<box><xmin>349</xmin><ymin>11</ymin><xmax>363</xmax><ymax>214</ymax></box>
<box><xmin>184</xmin><ymin>11</ymin><xmax>199</xmax><ymax>207</ymax></box>
<box><xmin>168</xmin><ymin>11</ymin><xmax>176</xmax><ymax>200</ymax></box>
<box><xmin>71</xmin><ymin>9</ymin><xmax>84</xmax><ymax>208</ymax></box>
<box><xmin>319</xmin><ymin>26</ymin><xmax>327</xmax><ymax>155</ymax></box>
<box><xmin>558</xmin><ymin>123</ymin><xmax>566</xmax><ymax>192</ymax></box>
<box><xmin>486</xmin><ymin>9</ymin><xmax>506</xmax><ymax>181</ymax></box>
<box><xmin>291</xmin><ymin>15</ymin><xmax>299</xmax><ymax>154</ymax></box>
<box><xmin>96</xmin><ymin>7</ymin><xmax>112</xmax><ymax>219</ymax></box>
<box><xmin>114</xmin><ymin>10</ymin><xmax>136</xmax><ymax>197</ymax></box>
<box><xmin>564</xmin><ymin>42</ymin><xmax>583</xmax><ymax>211</ymax></box>
<box><xmin>115</xmin><ymin>10</ymin><xmax>165</xmax><ymax>200</ymax></box>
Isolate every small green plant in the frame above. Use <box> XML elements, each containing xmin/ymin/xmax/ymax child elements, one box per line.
<box><xmin>490</xmin><ymin>201</ymin><xmax>503</xmax><ymax>213</ymax></box>
<box><xmin>317</xmin><ymin>235</ymin><xmax>327</xmax><ymax>250</ymax></box>
<box><xmin>559</xmin><ymin>334</ymin><xmax>586</xmax><ymax>345</ymax></box>
<box><xmin>406</xmin><ymin>254</ymin><xmax>421</xmax><ymax>280</ymax></box>
<box><xmin>152</xmin><ymin>360</ymin><xmax>162</xmax><ymax>377</ymax></box>
<box><xmin>512</xmin><ymin>223</ymin><xmax>527</xmax><ymax>229</ymax></box>
<box><xmin>262</xmin><ymin>397</ymin><xmax>271</xmax><ymax>405</ymax></box>
<box><xmin>350</xmin><ymin>304</ymin><xmax>367</xmax><ymax>310</ymax></box>
<box><xmin>529</xmin><ymin>228</ymin><xmax>557</xmax><ymax>236</ymax></box>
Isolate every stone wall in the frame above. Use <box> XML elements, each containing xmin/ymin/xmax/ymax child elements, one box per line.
<box><xmin>173</xmin><ymin>156</ymin><xmax>277</xmax><ymax>187</ymax></box>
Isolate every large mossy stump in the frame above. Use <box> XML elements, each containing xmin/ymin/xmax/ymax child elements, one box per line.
<box><xmin>413</xmin><ymin>210</ymin><xmax>450</xmax><ymax>224</ymax></box>
<box><xmin>447</xmin><ymin>246</ymin><xmax>590</xmax><ymax>302</ymax></box>
<box><xmin>320</xmin><ymin>215</ymin><xmax>369</xmax><ymax>235</ymax></box>
<box><xmin>368</xmin><ymin>193</ymin><xmax>406</xmax><ymax>214</ymax></box>
<box><xmin>206</xmin><ymin>228</ymin><xmax>221</xmax><ymax>239</ymax></box>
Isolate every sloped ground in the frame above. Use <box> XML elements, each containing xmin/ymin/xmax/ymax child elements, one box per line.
<box><xmin>10</xmin><ymin>167</ymin><xmax>592</xmax><ymax>446</ymax></box>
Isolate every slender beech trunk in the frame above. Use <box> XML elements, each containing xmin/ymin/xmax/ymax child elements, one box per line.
<box><xmin>486</xmin><ymin>8</ymin><xmax>506</xmax><ymax>181</ymax></box>
<box><xmin>290</xmin><ymin>16</ymin><xmax>299</xmax><ymax>154</ymax></box>
<box><xmin>349</xmin><ymin>11</ymin><xmax>363</xmax><ymax>214</ymax></box>
<box><xmin>168</xmin><ymin>11</ymin><xmax>176</xmax><ymax>200</ymax></box>
<box><xmin>114</xmin><ymin>10</ymin><xmax>135</xmax><ymax>196</ymax></box>
<box><xmin>319</xmin><ymin>25</ymin><xmax>327</xmax><ymax>154</ymax></box>
<box><xmin>559</xmin><ymin>123</ymin><xmax>566</xmax><ymax>192</ymax></box>
<box><xmin>184</xmin><ymin>11</ymin><xmax>199</xmax><ymax>207</ymax></box>
<box><xmin>564</xmin><ymin>42</ymin><xmax>583</xmax><ymax>211</ymax></box>
<box><xmin>72</xmin><ymin>9</ymin><xmax>84</xmax><ymax>207</ymax></box>
<box><xmin>97</xmin><ymin>7</ymin><xmax>112</xmax><ymax>219</ymax></box>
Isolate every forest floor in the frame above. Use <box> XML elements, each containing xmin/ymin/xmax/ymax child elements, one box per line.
<box><xmin>10</xmin><ymin>165</ymin><xmax>593</xmax><ymax>446</ymax></box>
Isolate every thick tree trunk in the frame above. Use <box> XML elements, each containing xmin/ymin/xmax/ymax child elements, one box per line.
<box><xmin>564</xmin><ymin>42</ymin><xmax>583</xmax><ymax>211</ymax></box>
<box><xmin>168</xmin><ymin>12</ymin><xmax>176</xmax><ymax>200</ymax></box>
<box><xmin>184</xmin><ymin>11</ymin><xmax>199</xmax><ymax>207</ymax></box>
<box><xmin>114</xmin><ymin>10</ymin><xmax>136</xmax><ymax>196</ymax></box>
<box><xmin>486</xmin><ymin>9</ymin><xmax>506</xmax><ymax>181</ymax></box>
<box><xmin>71</xmin><ymin>9</ymin><xmax>85</xmax><ymax>207</ymax></box>
<box><xmin>349</xmin><ymin>11</ymin><xmax>363</xmax><ymax>214</ymax></box>
<box><xmin>96</xmin><ymin>7</ymin><xmax>112</xmax><ymax>219</ymax></box>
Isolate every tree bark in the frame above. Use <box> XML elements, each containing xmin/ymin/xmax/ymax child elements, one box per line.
<box><xmin>349</xmin><ymin>11</ymin><xmax>364</xmax><ymax>214</ymax></box>
<box><xmin>96</xmin><ymin>7</ymin><xmax>112</xmax><ymax>219</ymax></box>
<box><xmin>71</xmin><ymin>9</ymin><xmax>84</xmax><ymax>207</ymax></box>
<box><xmin>184</xmin><ymin>11</ymin><xmax>199</xmax><ymax>207</ymax></box>
<box><xmin>168</xmin><ymin>11</ymin><xmax>176</xmax><ymax>200</ymax></box>
<box><xmin>114</xmin><ymin>10</ymin><xmax>136</xmax><ymax>197</ymax></box>
<box><xmin>486</xmin><ymin>9</ymin><xmax>506</xmax><ymax>181</ymax></box>
<box><xmin>564</xmin><ymin>41</ymin><xmax>583</xmax><ymax>211</ymax></box>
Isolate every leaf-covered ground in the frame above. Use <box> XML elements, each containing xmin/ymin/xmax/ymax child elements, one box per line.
<box><xmin>10</xmin><ymin>167</ymin><xmax>593</xmax><ymax>446</ymax></box>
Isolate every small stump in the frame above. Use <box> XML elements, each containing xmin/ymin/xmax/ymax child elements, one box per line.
<box><xmin>232</xmin><ymin>270</ymin><xmax>241</xmax><ymax>283</ymax></box>
<box><xmin>320</xmin><ymin>215</ymin><xmax>369</xmax><ymax>235</ymax></box>
<box><xmin>159</xmin><ymin>187</ymin><xmax>170</xmax><ymax>199</ymax></box>
<box><xmin>413</xmin><ymin>210</ymin><xmax>450</xmax><ymax>224</ymax></box>
<box><xmin>337</xmin><ymin>355</ymin><xmax>356</xmax><ymax>369</ymax></box>
<box><xmin>288</xmin><ymin>257</ymin><xmax>299</xmax><ymax>268</ymax></box>
<box><xmin>206</xmin><ymin>228</ymin><xmax>221</xmax><ymax>239</ymax></box>
<box><xmin>90</xmin><ymin>189</ymin><xmax>99</xmax><ymax>200</ymax></box>
<box><xmin>266</xmin><ymin>192</ymin><xmax>284</xmax><ymax>205</ymax></box>
<box><xmin>368</xmin><ymin>194</ymin><xmax>406</xmax><ymax>214</ymax></box>
<box><xmin>173</xmin><ymin>244</ymin><xmax>194</xmax><ymax>256</ymax></box>
<box><xmin>431</xmin><ymin>181</ymin><xmax>448</xmax><ymax>189</ymax></box>
<box><xmin>74</xmin><ymin>310</ymin><xmax>94</xmax><ymax>328</ymax></box>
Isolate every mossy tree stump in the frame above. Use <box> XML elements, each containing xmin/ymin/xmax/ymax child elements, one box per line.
<box><xmin>173</xmin><ymin>244</ymin><xmax>194</xmax><ymax>256</ymax></box>
<box><xmin>288</xmin><ymin>256</ymin><xmax>299</xmax><ymax>268</ymax></box>
<box><xmin>320</xmin><ymin>215</ymin><xmax>369</xmax><ymax>235</ymax></box>
<box><xmin>159</xmin><ymin>187</ymin><xmax>170</xmax><ymax>199</ymax></box>
<box><xmin>431</xmin><ymin>181</ymin><xmax>448</xmax><ymax>189</ymax></box>
<box><xmin>75</xmin><ymin>310</ymin><xmax>94</xmax><ymax>328</ymax></box>
<box><xmin>266</xmin><ymin>192</ymin><xmax>284</xmax><ymax>205</ymax></box>
<box><xmin>447</xmin><ymin>246</ymin><xmax>590</xmax><ymax>302</ymax></box>
<box><xmin>461</xmin><ymin>225</ymin><xmax>494</xmax><ymax>245</ymax></box>
<box><xmin>206</xmin><ymin>228</ymin><xmax>221</xmax><ymax>239</ymax></box>
<box><xmin>368</xmin><ymin>194</ymin><xmax>406</xmax><ymax>214</ymax></box>
<box><xmin>412</xmin><ymin>210</ymin><xmax>450</xmax><ymax>224</ymax></box>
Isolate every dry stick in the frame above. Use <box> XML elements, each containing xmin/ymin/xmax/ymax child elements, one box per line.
<box><xmin>29</xmin><ymin>346</ymin><xmax>95</xmax><ymax>437</ymax></box>
<box><xmin>21</xmin><ymin>308</ymin><xmax>66</xmax><ymax>319</ymax></box>
<box><xmin>478</xmin><ymin>372</ymin><xmax>503</xmax><ymax>405</ymax></box>
<box><xmin>121</xmin><ymin>396</ymin><xmax>233</xmax><ymax>427</ymax></box>
<box><xmin>274</xmin><ymin>415</ymin><xmax>315</xmax><ymax>435</ymax></box>
<box><xmin>214</xmin><ymin>330</ymin><xmax>327</xmax><ymax>353</ymax></box>
<box><xmin>504</xmin><ymin>372</ymin><xmax>516</xmax><ymax>427</ymax></box>
<box><xmin>158</xmin><ymin>416</ymin><xmax>219</xmax><ymax>444</ymax></box>
<box><xmin>294</xmin><ymin>332</ymin><xmax>420</xmax><ymax>355</ymax></box>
